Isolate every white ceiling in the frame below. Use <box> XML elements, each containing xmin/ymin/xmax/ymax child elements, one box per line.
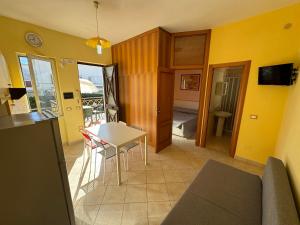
<box><xmin>0</xmin><ymin>0</ymin><xmax>299</xmax><ymax>44</ymax></box>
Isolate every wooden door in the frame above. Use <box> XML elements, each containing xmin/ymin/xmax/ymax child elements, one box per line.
<box><xmin>103</xmin><ymin>64</ymin><xmax>120</xmax><ymax>122</ymax></box>
<box><xmin>156</xmin><ymin>68</ymin><xmax>174</xmax><ymax>151</ymax></box>
<box><xmin>198</xmin><ymin>61</ymin><xmax>251</xmax><ymax>157</ymax></box>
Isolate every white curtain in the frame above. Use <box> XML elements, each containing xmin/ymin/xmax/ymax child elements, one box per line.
<box><xmin>0</xmin><ymin>51</ymin><xmax>11</xmax><ymax>88</ymax></box>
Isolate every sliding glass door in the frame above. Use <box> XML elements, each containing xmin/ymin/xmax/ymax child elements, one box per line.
<box><xmin>18</xmin><ymin>55</ymin><xmax>61</xmax><ymax>116</ymax></box>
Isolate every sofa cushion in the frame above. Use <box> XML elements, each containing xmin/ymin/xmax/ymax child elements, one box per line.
<box><xmin>262</xmin><ymin>157</ymin><xmax>299</xmax><ymax>225</ymax></box>
<box><xmin>162</xmin><ymin>160</ymin><xmax>262</xmax><ymax>225</ymax></box>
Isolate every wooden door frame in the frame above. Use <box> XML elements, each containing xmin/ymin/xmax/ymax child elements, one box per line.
<box><xmin>103</xmin><ymin>64</ymin><xmax>120</xmax><ymax>122</ymax></box>
<box><xmin>76</xmin><ymin>62</ymin><xmax>105</xmax><ymax>125</ymax></box>
<box><xmin>197</xmin><ymin>60</ymin><xmax>251</xmax><ymax>157</ymax></box>
<box><xmin>169</xmin><ymin>29</ymin><xmax>211</xmax><ymax>149</ymax></box>
<box><xmin>156</xmin><ymin>67</ymin><xmax>175</xmax><ymax>152</ymax></box>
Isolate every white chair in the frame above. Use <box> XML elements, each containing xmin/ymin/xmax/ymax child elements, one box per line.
<box><xmin>80</xmin><ymin>129</ymin><xmax>98</xmax><ymax>177</ymax></box>
<box><xmin>93</xmin><ymin>137</ymin><xmax>127</xmax><ymax>184</ymax></box>
<box><xmin>118</xmin><ymin>121</ymin><xmax>144</xmax><ymax>169</ymax></box>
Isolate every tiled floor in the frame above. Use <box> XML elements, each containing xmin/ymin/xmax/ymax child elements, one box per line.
<box><xmin>64</xmin><ymin>135</ymin><xmax>263</xmax><ymax>225</ymax></box>
<box><xmin>206</xmin><ymin>134</ymin><xmax>231</xmax><ymax>155</ymax></box>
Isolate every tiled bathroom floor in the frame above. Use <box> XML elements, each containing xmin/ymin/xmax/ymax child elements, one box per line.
<box><xmin>64</xmin><ymin>135</ymin><xmax>263</xmax><ymax>225</ymax></box>
<box><xmin>206</xmin><ymin>134</ymin><xmax>231</xmax><ymax>155</ymax></box>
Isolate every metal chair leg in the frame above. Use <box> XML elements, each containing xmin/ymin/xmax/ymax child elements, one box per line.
<box><xmin>126</xmin><ymin>151</ymin><xmax>129</xmax><ymax>171</ymax></box>
<box><xmin>88</xmin><ymin>147</ymin><xmax>92</xmax><ymax>182</ymax></box>
<box><xmin>82</xmin><ymin>143</ymin><xmax>86</xmax><ymax>170</ymax></box>
<box><xmin>139</xmin><ymin>141</ymin><xmax>143</xmax><ymax>160</ymax></box>
<box><xmin>111</xmin><ymin>157</ymin><xmax>115</xmax><ymax>172</ymax></box>
<box><xmin>103</xmin><ymin>151</ymin><xmax>106</xmax><ymax>184</ymax></box>
<box><xmin>94</xmin><ymin>149</ymin><xmax>97</xmax><ymax>182</ymax></box>
<box><xmin>122</xmin><ymin>153</ymin><xmax>127</xmax><ymax>171</ymax></box>
<box><xmin>80</xmin><ymin>143</ymin><xmax>87</xmax><ymax>180</ymax></box>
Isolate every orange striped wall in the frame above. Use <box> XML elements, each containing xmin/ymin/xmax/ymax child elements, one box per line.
<box><xmin>112</xmin><ymin>28</ymin><xmax>160</xmax><ymax>146</ymax></box>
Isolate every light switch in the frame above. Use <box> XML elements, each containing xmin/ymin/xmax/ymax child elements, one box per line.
<box><xmin>250</xmin><ymin>114</ymin><xmax>258</xmax><ymax>119</ymax></box>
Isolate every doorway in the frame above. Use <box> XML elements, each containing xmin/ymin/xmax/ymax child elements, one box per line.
<box><xmin>172</xmin><ymin>70</ymin><xmax>201</xmax><ymax>144</ymax></box>
<box><xmin>199</xmin><ymin>61</ymin><xmax>251</xmax><ymax>157</ymax></box>
<box><xmin>77</xmin><ymin>63</ymin><xmax>120</xmax><ymax>127</ymax></box>
<box><xmin>77</xmin><ymin>62</ymin><xmax>106</xmax><ymax>127</ymax></box>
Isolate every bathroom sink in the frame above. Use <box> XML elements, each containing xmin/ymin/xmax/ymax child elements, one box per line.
<box><xmin>214</xmin><ymin>111</ymin><xmax>232</xmax><ymax>137</ymax></box>
<box><xmin>215</xmin><ymin>111</ymin><xmax>232</xmax><ymax>118</ymax></box>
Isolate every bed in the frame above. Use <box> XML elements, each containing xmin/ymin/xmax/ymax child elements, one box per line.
<box><xmin>172</xmin><ymin>107</ymin><xmax>198</xmax><ymax>138</ymax></box>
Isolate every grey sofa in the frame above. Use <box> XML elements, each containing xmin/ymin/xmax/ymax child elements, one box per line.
<box><xmin>161</xmin><ymin>157</ymin><xmax>299</xmax><ymax>225</ymax></box>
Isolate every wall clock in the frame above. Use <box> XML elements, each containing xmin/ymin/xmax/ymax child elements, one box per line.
<box><xmin>25</xmin><ymin>32</ymin><xmax>43</xmax><ymax>48</ymax></box>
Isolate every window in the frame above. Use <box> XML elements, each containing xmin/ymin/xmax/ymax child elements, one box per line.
<box><xmin>18</xmin><ymin>55</ymin><xmax>60</xmax><ymax>115</ymax></box>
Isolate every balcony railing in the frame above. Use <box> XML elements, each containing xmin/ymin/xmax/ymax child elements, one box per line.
<box><xmin>82</xmin><ymin>96</ymin><xmax>104</xmax><ymax>108</ymax></box>
<box><xmin>81</xmin><ymin>96</ymin><xmax>105</xmax><ymax>127</ymax></box>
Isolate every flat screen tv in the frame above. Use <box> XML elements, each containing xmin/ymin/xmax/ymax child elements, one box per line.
<box><xmin>258</xmin><ymin>63</ymin><xmax>294</xmax><ymax>86</ymax></box>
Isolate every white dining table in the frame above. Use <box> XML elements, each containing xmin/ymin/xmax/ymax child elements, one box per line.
<box><xmin>85</xmin><ymin>122</ymin><xmax>148</xmax><ymax>185</ymax></box>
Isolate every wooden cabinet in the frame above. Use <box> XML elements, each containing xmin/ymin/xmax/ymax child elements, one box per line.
<box><xmin>112</xmin><ymin>28</ymin><xmax>211</xmax><ymax>151</ymax></box>
<box><xmin>112</xmin><ymin>28</ymin><xmax>161</xmax><ymax>147</ymax></box>
<box><xmin>112</xmin><ymin>28</ymin><xmax>173</xmax><ymax>150</ymax></box>
<box><xmin>170</xmin><ymin>30</ymin><xmax>211</xmax><ymax>69</ymax></box>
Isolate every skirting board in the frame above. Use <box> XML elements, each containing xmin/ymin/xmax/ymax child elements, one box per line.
<box><xmin>234</xmin><ymin>156</ymin><xmax>265</xmax><ymax>168</ymax></box>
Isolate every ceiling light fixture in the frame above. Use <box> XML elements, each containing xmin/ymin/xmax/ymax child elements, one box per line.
<box><xmin>86</xmin><ymin>1</ymin><xmax>110</xmax><ymax>54</ymax></box>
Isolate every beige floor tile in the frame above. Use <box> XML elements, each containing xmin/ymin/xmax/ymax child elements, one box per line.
<box><xmin>75</xmin><ymin>186</ymin><xmax>106</xmax><ymax>205</ymax></box>
<box><xmin>102</xmin><ymin>157</ymin><xmax>128</xmax><ymax>173</ymax></box>
<box><xmin>148</xmin><ymin>152</ymin><xmax>161</xmax><ymax>161</ymax></box>
<box><xmin>177</xmin><ymin>169</ymin><xmax>198</xmax><ymax>183</ymax></box>
<box><xmin>169</xmin><ymin>200</ymin><xmax>178</xmax><ymax>208</ymax></box>
<box><xmin>176</xmin><ymin>159</ymin><xmax>195</xmax><ymax>169</ymax></box>
<box><xmin>75</xmin><ymin>204</ymin><xmax>100</xmax><ymax>225</ymax></box>
<box><xmin>184</xmin><ymin>151</ymin><xmax>209</xmax><ymax>162</ymax></box>
<box><xmin>166</xmin><ymin>183</ymin><xmax>188</xmax><ymax>201</ymax></box>
<box><xmin>191</xmin><ymin>158</ymin><xmax>205</xmax><ymax>170</ymax></box>
<box><xmin>145</xmin><ymin>160</ymin><xmax>162</xmax><ymax>170</ymax></box>
<box><xmin>128</xmin><ymin>160</ymin><xmax>146</xmax><ymax>171</ymax></box>
<box><xmin>65</xmin><ymin>135</ymin><xmax>264</xmax><ymax>225</ymax></box>
<box><xmin>162</xmin><ymin>159</ymin><xmax>193</xmax><ymax>170</ymax></box>
<box><xmin>148</xmin><ymin>216</ymin><xmax>165</xmax><ymax>225</ymax></box>
<box><xmin>164</xmin><ymin>151</ymin><xmax>188</xmax><ymax>160</ymax></box>
<box><xmin>68</xmin><ymin>164</ymin><xmax>100</xmax><ymax>187</ymax></box>
<box><xmin>163</xmin><ymin>170</ymin><xmax>184</xmax><ymax>182</ymax></box>
<box><xmin>206</xmin><ymin>134</ymin><xmax>231</xmax><ymax>155</ymax></box>
<box><xmin>147</xmin><ymin>201</ymin><xmax>171</xmax><ymax>218</ymax></box>
<box><xmin>121</xmin><ymin>203</ymin><xmax>148</xmax><ymax>225</ymax></box>
<box><xmin>106</xmin><ymin>172</ymin><xmax>128</xmax><ymax>185</ymax></box>
<box><xmin>94</xmin><ymin>204</ymin><xmax>124</xmax><ymax>225</ymax></box>
<box><xmin>127</xmin><ymin>171</ymin><xmax>147</xmax><ymax>184</ymax></box>
<box><xmin>147</xmin><ymin>183</ymin><xmax>169</xmax><ymax>201</ymax></box>
<box><xmin>125</xmin><ymin>184</ymin><xmax>147</xmax><ymax>203</ymax></box>
<box><xmin>146</xmin><ymin>170</ymin><xmax>165</xmax><ymax>184</ymax></box>
<box><xmin>102</xmin><ymin>185</ymin><xmax>127</xmax><ymax>204</ymax></box>
<box><xmin>161</xmin><ymin>160</ymin><xmax>178</xmax><ymax>170</ymax></box>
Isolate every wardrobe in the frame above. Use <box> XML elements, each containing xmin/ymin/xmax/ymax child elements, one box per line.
<box><xmin>112</xmin><ymin>28</ymin><xmax>210</xmax><ymax>151</ymax></box>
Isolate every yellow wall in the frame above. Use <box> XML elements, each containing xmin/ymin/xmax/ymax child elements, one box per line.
<box><xmin>275</xmin><ymin>78</ymin><xmax>300</xmax><ymax>210</ymax></box>
<box><xmin>209</xmin><ymin>3</ymin><xmax>300</xmax><ymax>164</ymax></box>
<box><xmin>0</xmin><ymin>16</ymin><xmax>112</xmax><ymax>144</ymax></box>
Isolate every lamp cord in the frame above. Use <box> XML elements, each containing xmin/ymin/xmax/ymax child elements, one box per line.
<box><xmin>95</xmin><ymin>1</ymin><xmax>100</xmax><ymax>37</ymax></box>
